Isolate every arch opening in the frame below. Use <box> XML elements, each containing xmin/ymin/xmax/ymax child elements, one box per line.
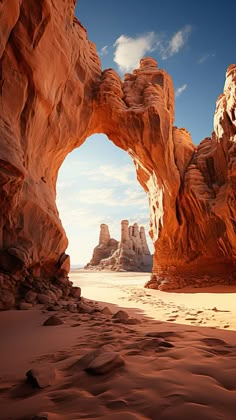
<box><xmin>56</xmin><ymin>133</ymin><xmax>154</xmax><ymax>271</ymax></box>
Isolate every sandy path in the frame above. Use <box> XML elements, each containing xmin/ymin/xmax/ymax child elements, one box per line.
<box><xmin>71</xmin><ymin>270</ymin><xmax>236</xmax><ymax>330</ymax></box>
<box><xmin>1</xmin><ymin>271</ymin><xmax>236</xmax><ymax>419</ymax></box>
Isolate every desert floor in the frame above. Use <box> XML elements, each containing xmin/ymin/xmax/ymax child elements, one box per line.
<box><xmin>71</xmin><ymin>270</ymin><xmax>236</xmax><ymax>330</ymax></box>
<box><xmin>1</xmin><ymin>271</ymin><xmax>236</xmax><ymax>419</ymax></box>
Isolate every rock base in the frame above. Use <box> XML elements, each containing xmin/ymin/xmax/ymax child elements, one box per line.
<box><xmin>0</xmin><ymin>271</ymin><xmax>80</xmax><ymax>311</ymax></box>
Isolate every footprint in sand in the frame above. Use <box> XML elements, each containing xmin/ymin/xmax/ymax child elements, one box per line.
<box><xmin>166</xmin><ymin>315</ymin><xmax>179</xmax><ymax>322</ymax></box>
<box><xmin>185</xmin><ymin>317</ymin><xmax>198</xmax><ymax>321</ymax></box>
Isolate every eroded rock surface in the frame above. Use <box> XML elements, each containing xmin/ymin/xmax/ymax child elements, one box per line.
<box><xmin>87</xmin><ymin>224</ymin><xmax>119</xmax><ymax>267</ymax></box>
<box><xmin>86</xmin><ymin>220</ymin><xmax>152</xmax><ymax>272</ymax></box>
<box><xmin>26</xmin><ymin>366</ymin><xmax>57</xmax><ymax>388</ymax></box>
<box><xmin>0</xmin><ymin>0</ymin><xmax>236</xmax><ymax>305</ymax></box>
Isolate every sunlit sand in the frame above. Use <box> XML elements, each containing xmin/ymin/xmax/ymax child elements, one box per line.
<box><xmin>71</xmin><ymin>270</ymin><xmax>236</xmax><ymax>330</ymax></box>
<box><xmin>1</xmin><ymin>271</ymin><xmax>236</xmax><ymax>419</ymax></box>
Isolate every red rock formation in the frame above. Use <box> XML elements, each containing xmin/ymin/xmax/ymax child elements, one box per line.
<box><xmin>86</xmin><ymin>224</ymin><xmax>119</xmax><ymax>267</ymax></box>
<box><xmin>86</xmin><ymin>221</ymin><xmax>152</xmax><ymax>272</ymax></box>
<box><xmin>146</xmin><ymin>65</ymin><xmax>236</xmax><ymax>290</ymax></box>
<box><xmin>0</xmin><ymin>0</ymin><xmax>102</xmax><ymax>307</ymax></box>
<box><xmin>0</xmin><ymin>0</ymin><xmax>236</xmax><ymax>307</ymax></box>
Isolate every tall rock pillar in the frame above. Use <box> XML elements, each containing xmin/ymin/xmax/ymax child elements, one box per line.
<box><xmin>140</xmin><ymin>226</ymin><xmax>151</xmax><ymax>255</ymax></box>
<box><xmin>121</xmin><ymin>220</ymin><xmax>129</xmax><ymax>242</ymax></box>
<box><xmin>99</xmin><ymin>224</ymin><xmax>110</xmax><ymax>246</ymax></box>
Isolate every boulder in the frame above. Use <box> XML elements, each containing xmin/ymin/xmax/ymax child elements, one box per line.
<box><xmin>0</xmin><ymin>290</ymin><xmax>15</xmax><ymax>310</ymax></box>
<box><xmin>43</xmin><ymin>316</ymin><xmax>64</xmax><ymax>326</ymax></box>
<box><xmin>26</xmin><ymin>367</ymin><xmax>57</xmax><ymax>388</ymax></box>
<box><xmin>112</xmin><ymin>310</ymin><xmax>129</xmax><ymax>320</ymax></box>
<box><xmin>18</xmin><ymin>302</ymin><xmax>33</xmax><ymax>310</ymax></box>
<box><xmin>101</xmin><ymin>306</ymin><xmax>113</xmax><ymax>315</ymax></box>
<box><xmin>79</xmin><ymin>347</ymin><xmax>125</xmax><ymax>375</ymax></box>
<box><xmin>25</xmin><ymin>291</ymin><xmax>37</xmax><ymax>303</ymax></box>
<box><xmin>37</xmin><ymin>293</ymin><xmax>56</xmax><ymax>305</ymax></box>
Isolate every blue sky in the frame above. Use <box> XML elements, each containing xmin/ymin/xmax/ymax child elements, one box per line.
<box><xmin>57</xmin><ymin>0</ymin><xmax>236</xmax><ymax>265</ymax></box>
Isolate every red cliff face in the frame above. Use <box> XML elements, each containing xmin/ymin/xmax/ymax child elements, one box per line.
<box><xmin>0</xmin><ymin>0</ymin><xmax>235</xmax><ymax>307</ymax></box>
<box><xmin>148</xmin><ymin>64</ymin><xmax>236</xmax><ymax>290</ymax></box>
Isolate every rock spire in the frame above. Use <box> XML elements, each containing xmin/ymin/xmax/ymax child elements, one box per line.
<box><xmin>86</xmin><ymin>221</ymin><xmax>152</xmax><ymax>272</ymax></box>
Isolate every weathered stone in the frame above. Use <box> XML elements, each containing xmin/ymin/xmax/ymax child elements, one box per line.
<box><xmin>70</xmin><ymin>286</ymin><xmax>81</xmax><ymax>299</ymax></box>
<box><xmin>0</xmin><ymin>290</ymin><xmax>15</xmax><ymax>310</ymax></box>
<box><xmin>86</xmin><ymin>220</ymin><xmax>152</xmax><ymax>272</ymax></box>
<box><xmin>112</xmin><ymin>310</ymin><xmax>129</xmax><ymax>320</ymax></box>
<box><xmin>101</xmin><ymin>306</ymin><xmax>113</xmax><ymax>315</ymax></box>
<box><xmin>37</xmin><ymin>293</ymin><xmax>56</xmax><ymax>305</ymax></box>
<box><xmin>46</xmin><ymin>305</ymin><xmax>60</xmax><ymax>311</ymax></box>
<box><xmin>18</xmin><ymin>302</ymin><xmax>33</xmax><ymax>310</ymax></box>
<box><xmin>86</xmin><ymin>224</ymin><xmax>119</xmax><ymax>267</ymax></box>
<box><xmin>66</xmin><ymin>303</ymin><xmax>78</xmax><ymax>312</ymax></box>
<box><xmin>78</xmin><ymin>301</ymin><xmax>94</xmax><ymax>314</ymax></box>
<box><xmin>52</xmin><ymin>288</ymin><xmax>63</xmax><ymax>299</ymax></box>
<box><xmin>79</xmin><ymin>348</ymin><xmax>125</xmax><ymax>375</ymax></box>
<box><xmin>25</xmin><ymin>291</ymin><xmax>37</xmax><ymax>303</ymax></box>
<box><xmin>43</xmin><ymin>316</ymin><xmax>64</xmax><ymax>326</ymax></box>
<box><xmin>26</xmin><ymin>367</ymin><xmax>57</xmax><ymax>388</ymax></box>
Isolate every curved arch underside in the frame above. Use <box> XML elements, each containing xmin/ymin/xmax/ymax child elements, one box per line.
<box><xmin>0</xmin><ymin>0</ymin><xmax>236</xmax><ymax>304</ymax></box>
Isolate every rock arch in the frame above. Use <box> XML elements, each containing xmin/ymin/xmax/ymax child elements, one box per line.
<box><xmin>0</xmin><ymin>1</ymin><xmax>236</xmax><ymax>305</ymax></box>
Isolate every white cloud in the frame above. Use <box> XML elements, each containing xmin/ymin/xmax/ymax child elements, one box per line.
<box><xmin>113</xmin><ymin>32</ymin><xmax>157</xmax><ymax>72</ymax></box>
<box><xmin>100</xmin><ymin>45</ymin><xmax>108</xmax><ymax>56</ymax></box>
<box><xmin>123</xmin><ymin>188</ymin><xmax>148</xmax><ymax>207</ymax></box>
<box><xmin>79</xmin><ymin>188</ymin><xmax>116</xmax><ymax>205</ymax></box>
<box><xmin>80</xmin><ymin>164</ymin><xmax>135</xmax><ymax>185</ymax></box>
<box><xmin>57</xmin><ymin>181</ymin><xmax>71</xmax><ymax>190</ymax></box>
<box><xmin>113</xmin><ymin>25</ymin><xmax>192</xmax><ymax>72</ymax></box>
<box><xmin>197</xmin><ymin>52</ymin><xmax>215</xmax><ymax>64</ymax></box>
<box><xmin>57</xmin><ymin>188</ymin><xmax>151</xmax><ymax>264</ymax></box>
<box><xmin>175</xmin><ymin>83</ymin><xmax>187</xmax><ymax>97</ymax></box>
<box><xmin>56</xmin><ymin>134</ymin><xmax>152</xmax><ymax>265</ymax></box>
<box><xmin>78</xmin><ymin>186</ymin><xmax>148</xmax><ymax>208</ymax></box>
<box><xmin>162</xmin><ymin>25</ymin><xmax>192</xmax><ymax>59</ymax></box>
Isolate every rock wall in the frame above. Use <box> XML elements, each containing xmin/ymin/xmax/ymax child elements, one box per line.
<box><xmin>0</xmin><ymin>0</ymin><xmax>102</xmax><ymax>307</ymax></box>
<box><xmin>86</xmin><ymin>221</ymin><xmax>152</xmax><ymax>272</ymax></box>
<box><xmin>0</xmin><ymin>0</ymin><xmax>236</xmax><ymax>307</ymax></box>
<box><xmin>148</xmin><ymin>65</ymin><xmax>236</xmax><ymax>290</ymax></box>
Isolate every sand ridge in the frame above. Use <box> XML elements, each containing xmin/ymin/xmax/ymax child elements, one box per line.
<box><xmin>0</xmin><ymin>307</ymin><xmax>236</xmax><ymax>418</ymax></box>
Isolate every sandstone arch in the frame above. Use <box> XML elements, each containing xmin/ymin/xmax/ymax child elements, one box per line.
<box><xmin>0</xmin><ymin>1</ymin><xmax>236</xmax><ymax>306</ymax></box>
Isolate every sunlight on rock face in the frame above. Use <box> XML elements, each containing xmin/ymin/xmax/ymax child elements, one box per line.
<box><xmin>0</xmin><ymin>0</ymin><xmax>236</xmax><ymax>309</ymax></box>
<box><xmin>85</xmin><ymin>220</ymin><xmax>152</xmax><ymax>271</ymax></box>
<box><xmin>1</xmin><ymin>3</ymin><xmax>236</xmax><ymax>419</ymax></box>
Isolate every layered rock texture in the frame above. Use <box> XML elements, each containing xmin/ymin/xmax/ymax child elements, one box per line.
<box><xmin>86</xmin><ymin>224</ymin><xmax>119</xmax><ymax>268</ymax></box>
<box><xmin>86</xmin><ymin>221</ymin><xmax>153</xmax><ymax>272</ymax></box>
<box><xmin>0</xmin><ymin>0</ymin><xmax>236</xmax><ymax>307</ymax></box>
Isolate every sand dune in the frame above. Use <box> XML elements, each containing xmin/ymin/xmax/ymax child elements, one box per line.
<box><xmin>1</xmin><ymin>272</ymin><xmax>236</xmax><ymax>419</ymax></box>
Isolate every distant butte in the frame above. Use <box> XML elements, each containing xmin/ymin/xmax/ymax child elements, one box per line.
<box><xmin>0</xmin><ymin>1</ymin><xmax>236</xmax><ymax>308</ymax></box>
<box><xmin>85</xmin><ymin>221</ymin><xmax>152</xmax><ymax>272</ymax></box>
